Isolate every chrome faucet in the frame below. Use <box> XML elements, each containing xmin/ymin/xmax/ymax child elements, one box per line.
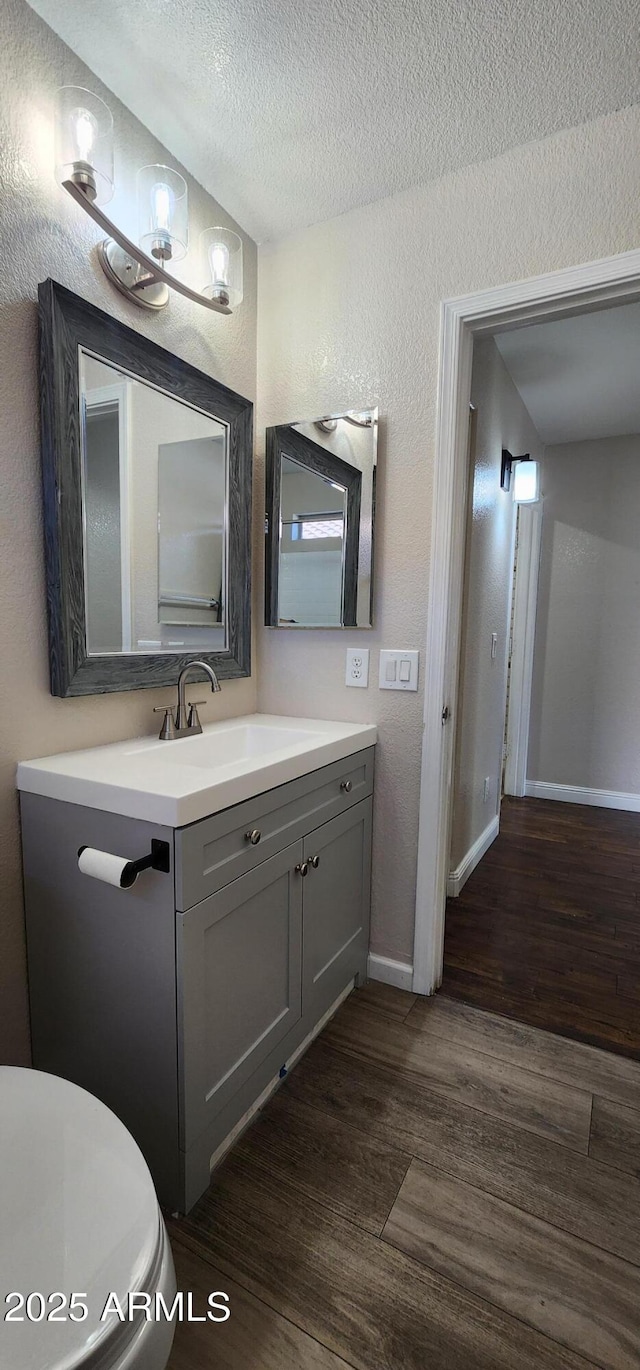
<box><xmin>154</xmin><ymin>660</ymin><xmax>221</xmax><ymax>740</ymax></box>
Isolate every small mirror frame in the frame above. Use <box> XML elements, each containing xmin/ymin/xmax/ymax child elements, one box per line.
<box><xmin>38</xmin><ymin>279</ymin><xmax>252</xmax><ymax>696</ymax></box>
<box><xmin>264</xmin><ymin>415</ymin><xmax>377</xmax><ymax>629</ymax></box>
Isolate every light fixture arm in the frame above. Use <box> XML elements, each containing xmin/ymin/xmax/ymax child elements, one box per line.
<box><xmin>62</xmin><ymin>179</ymin><xmax>232</xmax><ymax>315</ymax></box>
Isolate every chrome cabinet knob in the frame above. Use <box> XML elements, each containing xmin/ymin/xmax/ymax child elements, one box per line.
<box><xmin>295</xmin><ymin>861</ymin><xmax>309</xmax><ymax>877</ymax></box>
<box><xmin>340</xmin><ymin>779</ymin><xmax>352</xmax><ymax>793</ymax></box>
<box><xmin>245</xmin><ymin>829</ymin><xmax>262</xmax><ymax>845</ymax></box>
<box><xmin>310</xmin><ymin>855</ymin><xmax>320</xmax><ymax>869</ymax></box>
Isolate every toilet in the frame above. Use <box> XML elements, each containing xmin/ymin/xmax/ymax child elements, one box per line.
<box><xmin>0</xmin><ymin>1067</ymin><xmax>177</xmax><ymax>1370</ymax></box>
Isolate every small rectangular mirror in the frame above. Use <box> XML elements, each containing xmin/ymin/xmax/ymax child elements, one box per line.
<box><xmin>265</xmin><ymin>409</ymin><xmax>378</xmax><ymax>628</ymax></box>
<box><xmin>39</xmin><ymin>280</ymin><xmax>252</xmax><ymax>696</ymax></box>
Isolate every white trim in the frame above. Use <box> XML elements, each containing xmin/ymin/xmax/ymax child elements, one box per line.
<box><xmin>367</xmin><ymin>953</ymin><xmax>414</xmax><ymax>991</ymax></box>
<box><xmin>504</xmin><ymin>501</ymin><xmax>543</xmax><ymax>796</ymax></box>
<box><xmin>525</xmin><ymin>781</ymin><xmax>640</xmax><ymax>813</ymax></box>
<box><xmin>413</xmin><ymin>246</ymin><xmax>640</xmax><ymax>998</ymax></box>
<box><xmin>447</xmin><ymin>815</ymin><xmax>500</xmax><ymax>897</ymax></box>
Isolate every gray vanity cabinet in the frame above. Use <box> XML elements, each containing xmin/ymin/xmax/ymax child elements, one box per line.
<box><xmin>178</xmin><ymin>843</ymin><xmax>303</xmax><ymax>1148</ymax></box>
<box><xmin>20</xmin><ymin>746</ymin><xmax>374</xmax><ymax>1213</ymax></box>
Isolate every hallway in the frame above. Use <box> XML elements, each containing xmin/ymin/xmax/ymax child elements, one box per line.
<box><xmin>168</xmin><ymin>980</ymin><xmax>640</xmax><ymax>1369</ymax></box>
<box><xmin>443</xmin><ymin>796</ymin><xmax>640</xmax><ymax>1058</ymax></box>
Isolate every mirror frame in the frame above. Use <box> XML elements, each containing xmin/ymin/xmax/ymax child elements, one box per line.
<box><xmin>38</xmin><ymin>279</ymin><xmax>252</xmax><ymax>696</ymax></box>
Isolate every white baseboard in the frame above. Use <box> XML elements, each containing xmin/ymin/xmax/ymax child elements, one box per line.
<box><xmin>367</xmin><ymin>953</ymin><xmax>414</xmax><ymax>991</ymax></box>
<box><xmin>447</xmin><ymin>815</ymin><xmax>500</xmax><ymax>897</ymax></box>
<box><xmin>525</xmin><ymin>781</ymin><xmax>640</xmax><ymax>813</ymax></box>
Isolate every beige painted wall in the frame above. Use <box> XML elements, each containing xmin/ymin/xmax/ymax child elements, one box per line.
<box><xmin>528</xmin><ymin>433</ymin><xmax>640</xmax><ymax>795</ymax></box>
<box><xmin>450</xmin><ymin>338</ymin><xmax>544</xmax><ymax>871</ymax></box>
<box><xmin>0</xmin><ymin>0</ymin><xmax>257</xmax><ymax>1063</ymax></box>
<box><xmin>257</xmin><ymin>101</ymin><xmax>640</xmax><ymax>966</ymax></box>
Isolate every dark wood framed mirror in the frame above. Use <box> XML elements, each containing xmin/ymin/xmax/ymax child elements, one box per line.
<box><xmin>265</xmin><ymin>409</ymin><xmax>377</xmax><ymax>628</ymax></box>
<box><xmin>39</xmin><ymin>279</ymin><xmax>252</xmax><ymax>696</ymax></box>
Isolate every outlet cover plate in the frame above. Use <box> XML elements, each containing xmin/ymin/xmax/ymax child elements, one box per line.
<box><xmin>379</xmin><ymin>650</ymin><xmax>419</xmax><ymax>691</ymax></box>
<box><xmin>345</xmin><ymin>647</ymin><xmax>370</xmax><ymax>688</ymax></box>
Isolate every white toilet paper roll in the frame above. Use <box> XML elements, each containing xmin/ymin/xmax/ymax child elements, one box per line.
<box><xmin>78</xmin><ymin>847</ymin><xmax>134</xmax><ymax>888</ymax></box>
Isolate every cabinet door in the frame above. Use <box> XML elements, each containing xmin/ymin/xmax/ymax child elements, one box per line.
<box><xmin>303</xmin><ymin>798</ymin><xmax>372</xmax><ymax>1022</ymax></box>
<box><xmin>178</xmin><ymin>841</ymin><xmax>303</xmax><ymax>1148</ymax></box>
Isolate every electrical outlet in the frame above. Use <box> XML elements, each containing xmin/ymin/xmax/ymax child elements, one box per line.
<box><xmin>483</xmin><ymin>776</ymin><xmax>491</xmax><ymax>802</ymax></box>
<box><xmin>345</xmin><ymin>647</ymin><xmax>369</xmax><ymax>688</ymax></box>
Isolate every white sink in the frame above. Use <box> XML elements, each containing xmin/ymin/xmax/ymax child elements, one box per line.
<box><xmin>17</xmin><ymin>714</ymin><xmax>377</xmax><ymax>826</ymax></box>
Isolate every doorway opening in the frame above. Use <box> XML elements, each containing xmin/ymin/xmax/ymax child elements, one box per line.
<box><xmin>413</xmin><ymin>247</ymin><xmax>640</xmax><ymax>1050</ymax></box>
<box><xmin>441</xmin><ymin>300</ymin><xmax>640</xmax><ymax>1055</ymax></box>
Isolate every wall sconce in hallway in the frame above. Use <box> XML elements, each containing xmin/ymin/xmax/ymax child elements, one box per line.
<box><xmin>501</xmin><ymin>449</ymin><xmax>540</xmax><ymax>503</ymax></box>
<box><xmin>54</xmin><ymin>87</ymin><xmax>243</xmax><ymax>316</ymax></box>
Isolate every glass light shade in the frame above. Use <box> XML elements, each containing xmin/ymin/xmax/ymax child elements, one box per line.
<box><xmin>513</xmin><ymin>459</ymin><xmax>540</xmax><ymax>503</ymax></box>
<box><xmin>54</xmin><ymin>87</ymin><xmax>114</xmax><ymax>205</ymax></box>
<box><xmin>200</xmin><ymin>228</ymin><xmax>243</xmax><ymax>309</ymax></box>
<box><xmin>137</xmin><ymin>165</ymin><xmax>188</xmax><ymax>263</ymax></box>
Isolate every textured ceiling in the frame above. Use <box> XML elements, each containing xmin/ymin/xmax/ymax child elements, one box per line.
<box><xmin>28</xmin><ymin>0</ymin><xmax>640</xmax><ymax>242</ymax></box>
<box><xmin>495</xmin><ymin>302</ymin><xmax>640</xmax><ymax>445</ymax></box>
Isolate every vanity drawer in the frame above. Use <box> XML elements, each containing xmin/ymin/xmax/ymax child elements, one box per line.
<box><xmin>175</xmin><ymin>746</ymin><xmax>374</xmax><ymax>909</ymax></box>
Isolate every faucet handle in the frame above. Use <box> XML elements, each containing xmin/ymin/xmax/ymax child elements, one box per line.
<box><xmin>153</xmin><ymin>705</ymin><xmax>177</xmax><ymax>741</ymax></box>
<box><xmin>187</xmin><ymin>701</ymin><xmax>207</xmax><ymax>730</ymax></box>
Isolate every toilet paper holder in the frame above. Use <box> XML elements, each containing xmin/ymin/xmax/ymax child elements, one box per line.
<box><xmin>77</xmin><ymin>839</ymin><xmax>171</xmax><ymax>889</ymax></box>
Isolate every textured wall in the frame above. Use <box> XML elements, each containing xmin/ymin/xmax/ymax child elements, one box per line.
<box><xmin>451</xmin><ymin>338</ymin><xmax>544</xmax><ymax>871</ymax></box>
<box><xmin>0</xmin><ymin>0</ymin><xmax>257</xmax><ymax>1063</ymax></box>
<box><xmin>528</xmin><ymin>434</ymin><xmax>640</xmax><ymax>795</ymax></box>
<box><xmin>257</xmin><ymin>102</ymin><xmax>640</xmax><ymax>966</ymax></box>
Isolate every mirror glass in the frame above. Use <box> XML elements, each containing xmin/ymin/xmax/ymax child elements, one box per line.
<box><xmin>266</xmin><ymin>408</ymin><xmax>378</xmax><ymax>628</ymax></box>
<box><xmin>80</xmin><ymin>351</ymin><xmax>227</xmax><ymax>655</ymax></box>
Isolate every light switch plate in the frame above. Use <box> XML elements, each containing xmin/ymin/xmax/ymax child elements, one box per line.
<box><xmin>379</xmin><ymin>650</ymin><xmax>419</xmax><ymax>691</ymax></box>
<box><xmin>345</xmin><ymin>647</ymin><xmax>370</xmax><ymax>688</ymax></box>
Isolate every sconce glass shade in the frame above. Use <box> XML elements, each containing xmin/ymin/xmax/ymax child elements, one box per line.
<box><xmin>513</xmin><ymin>459</ymin><xmax>540</xmax><ymax>503</ymax></box>
<box><xmin>200</xmin><ymin>228</ymin><xmax>243</xmax><ymax>309</ymax></box>
<box><xmin>54</xmin><ymin>87</ymin><xmax>114</xmax><ymax>205</ymax></box>
<box><xmin>137</xmin><ymin>165</ymin><xmax>188</xmax><ymax>264</ymax></box>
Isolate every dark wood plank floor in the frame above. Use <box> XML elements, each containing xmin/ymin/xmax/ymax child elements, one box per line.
<box><xmin>167</xmin><ymin>982</ymin><xmax>640</xmax><ymax>1369</ymax></box>
<box><xmin>443</xmin><ymin>795</ymin><xmax>640</xmax><ymax>1059</ymax></box>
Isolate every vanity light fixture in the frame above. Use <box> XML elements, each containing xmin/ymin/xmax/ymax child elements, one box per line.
<box><xmin>54</xmin><ymin>87</ymin><xmax>242</xmax><ymax>315</ymax></box>
<box><xmin>501</xmin><ymin>448</ymin><xmax>540</xmax><ymax>502</ymax></box>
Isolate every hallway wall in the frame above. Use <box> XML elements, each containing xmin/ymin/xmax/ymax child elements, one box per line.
<box><xmin>450</xmin><ymin>337</ymin><xmax>544</xmax><ymax>876</ymax></box>
<box><xmin>528</xmin><ymin>433</ymin><xmax>640</xmax><ymax>801</ymax></box>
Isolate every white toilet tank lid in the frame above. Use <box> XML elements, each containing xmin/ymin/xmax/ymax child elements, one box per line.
<box><xmin>0</xmin><ymin>1067</ymin><xmax>162</xmax><ymax>1370</ymax></box>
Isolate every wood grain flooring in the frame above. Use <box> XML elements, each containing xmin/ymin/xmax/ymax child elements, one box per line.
<box><xmin>167</xmin><ymin>985</ymin><xmax>640</xmax><ymax>1369</ymax></box>
<box><xmin>443</xmin><ymin>796</ymin><xmax>640</xmax><ymax>1058</ymax></box>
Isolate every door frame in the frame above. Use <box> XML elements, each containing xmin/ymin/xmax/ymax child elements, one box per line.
<box><xmin>412</xmin><ymin>246</ymin><xmax>640</xmax><ymax>996</ymax></box>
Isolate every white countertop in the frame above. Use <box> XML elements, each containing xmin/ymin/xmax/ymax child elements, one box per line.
<box><xmin>17</xmin><ymin>714</ymin><xmax>377</xmax><ymax>827</ymax></box>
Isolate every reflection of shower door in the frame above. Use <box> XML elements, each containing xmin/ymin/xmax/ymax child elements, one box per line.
<box><xmin>266</xmin><ymin>425</ymin><xmax>362</xmax><ymax>627</ymax></box>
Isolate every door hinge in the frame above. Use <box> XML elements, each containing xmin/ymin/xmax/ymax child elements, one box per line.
<box><xmin>441</xmin><ymin>705</ymin><xmax>450</xmax><ymax>725</ymax></box>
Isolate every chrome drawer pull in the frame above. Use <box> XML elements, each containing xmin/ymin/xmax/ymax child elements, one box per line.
<box><xmin>340</xmin><ymin>780</ymin><xmax>352</xmax><ymax>793</ymax></box>
<box><xmin>245</xmin><ymin>829</ymin><xmax>262</xmax><ymax>845</ymax></box>
<box><xmin>295</xmin><ymin>861</ymin><xmax>309</xmax><ymax>878</ymax></box>
<box><xmin>310</xmin><ymin>855</ymin><xmax>320</xmax><ymax>869</ymax></box>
